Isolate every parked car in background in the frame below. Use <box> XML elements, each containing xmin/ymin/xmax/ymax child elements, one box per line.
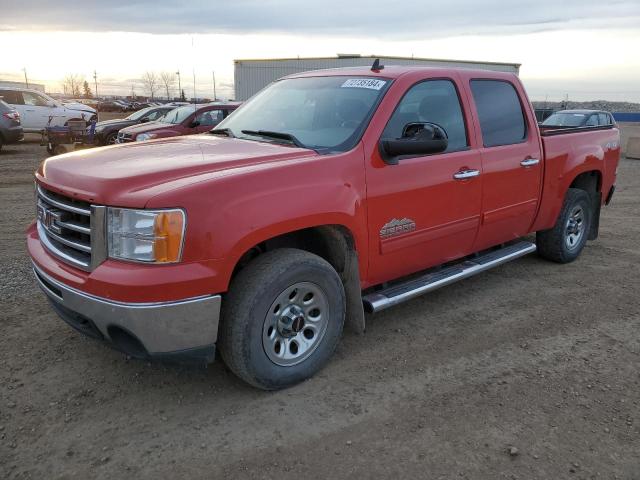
<box><xmin>117</xmin><ymin>103</ymin><xmax>240</xmax><ymax>143</ymax></box>
<box><xmin>93</xmin><ymin>105</ymin><xmax>175</xmax><ymax>145</ymax></box>
<box><xmin>0</xmin><ymin>87</ymin><xmax>96</xmax><ymax>132</ymax></box>
<box><xmin>0</xmin><ymin>99</ymin><xmax>23</xmax><ymax>152</ymax></box>
<box><xmin>541</xmin><ymin>109</ymin><xmax>615</xmax><ymax>128</ymax></box>
<box><xmin>97</xmin><ymin>100</ymin><xmax>128</xmax><ymax>113</ymax></box>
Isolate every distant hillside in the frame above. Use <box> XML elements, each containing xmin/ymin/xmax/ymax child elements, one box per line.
<box><xmin>532</xmin><ymin>100</ymin><xmax>640</xmax><ymax>113</ymax></box>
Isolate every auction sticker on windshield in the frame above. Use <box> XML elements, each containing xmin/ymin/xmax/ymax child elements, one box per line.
<box><xmin>341</xmin><ymin>79</ymin><xmax>387</xmax><ymax>90</ymax></box>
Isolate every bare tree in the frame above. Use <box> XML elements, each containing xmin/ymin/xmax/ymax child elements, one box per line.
<box><xmin>62</xmin><ymin>74</ymin><xmax>83</xmax><ymax>97</ymax></box>
<box><xmin>159</xmin><ymin>72</ymin><xmax>176</xmax><ymax>100</ymax></box>
<box><xmin>141</xmin><ymin>71</ymin><xmax>158</xmax><ymax>100</ymax></box>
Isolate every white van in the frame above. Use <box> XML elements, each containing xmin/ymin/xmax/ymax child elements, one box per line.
<box><xmin>0</xmin><ymin>87</ymin><xmax>96</xmax><ymax>133</ymax></box>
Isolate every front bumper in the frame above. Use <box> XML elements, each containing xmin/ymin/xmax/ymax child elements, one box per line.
<box><xmin>33</xmin><ymin>263</ymin><xmax>221</xmax><ymax>364</ymax></box>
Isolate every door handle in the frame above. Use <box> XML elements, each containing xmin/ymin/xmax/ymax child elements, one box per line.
<box><xmin>453</xmin><ymin>169</ymin><xmax>480</xmax><ymax>180</ymax></box>
<box><xmin>520</xmin><ymin>158</ymin><xmax>540</xmax><ymax>167</ymax></box>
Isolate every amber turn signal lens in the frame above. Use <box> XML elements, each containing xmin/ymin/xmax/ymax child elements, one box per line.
<box><xmin>153</xmin><ymin>210</ymin><xmax>185</xmax><ymax>262</ymax></box>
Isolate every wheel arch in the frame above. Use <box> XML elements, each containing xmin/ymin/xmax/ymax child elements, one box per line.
<box><xmin>230</xmin><ymin>223</ymin><xmax>366</xmax><ymax>334</ymax></box>
<box><xmin>567</xmin><ymin>169</ymin><xmax>602</xmax><ymax>240</ymax></box>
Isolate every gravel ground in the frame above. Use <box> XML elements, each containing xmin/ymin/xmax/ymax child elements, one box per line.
<box><xmin>1</xmin><ymin>135</ymin><xmax>639</xmax><ymax>479</ymax></box>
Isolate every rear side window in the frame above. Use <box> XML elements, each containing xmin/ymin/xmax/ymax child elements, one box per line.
<box><xmin>598</xmin><ymin>113</ymin><xmax>611</xmax><ymax>126</ymax></box>
<box><xmin>585</xmin><ymin>114</ymin><xmax>598</xmax><ymax>127</ymax></box>
<box><xmin>381</xmin><ymin>79</ymin><xmax>468</xmax><ymax>153</ymax></box>
<box><xmin>0</xmin><ymin>90</ymin><xmax>23</xmax><ymax>105</ymax></box>
<box><xmin>470</xmin><ymin>80</ymin><xmax>526</xmax><ymax>147</ymax></box>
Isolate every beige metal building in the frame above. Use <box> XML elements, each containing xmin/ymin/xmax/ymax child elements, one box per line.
<box><xmin>233</xmin><ymin>54</ymin><xmax>521</xmax><ymax>100</ymax></box>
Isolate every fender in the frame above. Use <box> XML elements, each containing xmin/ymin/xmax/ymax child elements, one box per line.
<box><xmin>531</xmin><ymin>138</ymin><xmax>605</xmax><ymax>232</ymax></box>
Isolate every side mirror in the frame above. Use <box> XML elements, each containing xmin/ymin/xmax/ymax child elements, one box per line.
<box><xmin>139</xmin><ymin>117</ymin><xmax>150</xmax><ymax>123</ymax></box>
<box><xmin>379</xmin><ymin>122</ymin><xmax>448</xmax><ymax>165</ymax></box>
<box><xmin>189</xmin><ymin>120</ymin><xmax>200</xmax><ymax>128</ymax></box>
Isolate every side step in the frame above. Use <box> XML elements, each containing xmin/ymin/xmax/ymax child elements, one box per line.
<box><xmin>362</xmin><ymin>241</ymin><xmax>536</xmax><ymax>313</ymax></box>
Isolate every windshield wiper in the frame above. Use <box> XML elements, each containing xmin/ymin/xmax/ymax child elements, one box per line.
<box><xmin>241</xmin><ymin>130</ymin><xmax>305</xmax><ymax>148</ymax></box>
<box><xmin>209</xmin><ymin>128</ymin><xmax>235</xmax><ymax>138</ymax></box>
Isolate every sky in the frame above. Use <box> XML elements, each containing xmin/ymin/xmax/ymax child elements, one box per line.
<box><xmin>1</xmin><ymin>0</ymin><xmax>640</xmax><ymax>102</ymax></box>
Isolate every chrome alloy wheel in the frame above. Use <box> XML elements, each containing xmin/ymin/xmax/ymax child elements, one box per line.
<box><xmin>262</xmin><ymin>282</ymin><xmax>329</xmax><ymax>366</ymax></box>
<box><xmin>565</xmin><ymin>205</ymin><xmax>585</xmax><ymax>250</ymax></box>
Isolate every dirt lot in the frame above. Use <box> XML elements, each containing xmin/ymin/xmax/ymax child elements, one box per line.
<box><xmin>1</xmin><ymin>134</ymin><xmax>639</xmax><ymax>480</ymax></box>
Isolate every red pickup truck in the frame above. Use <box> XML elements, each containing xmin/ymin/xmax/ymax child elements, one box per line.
<box><xmin>28</xmin><ymin>64</ymin><xmax>620</xmax><ymax>390</ymax></box>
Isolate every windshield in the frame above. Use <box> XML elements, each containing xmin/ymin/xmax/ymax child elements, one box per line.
<box><xmin>216</xmin><ymin>76</ymin><xmax>390</xmax><ymax>152</ymax></box>
<box><xmin>542</xmin><ymin>112</ymin><xmax>587</xmax><ymax>127</ymax></box>
<box><xmin>161</xmin><ymin>105</ymin><xmax>197</xmax><ymax>124</ymax></box>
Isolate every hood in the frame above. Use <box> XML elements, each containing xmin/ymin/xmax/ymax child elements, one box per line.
<box><xmin>36</xmin><ymin>135</ymin><xmax>317</xmax><ymax>207</ymax></box>
<box><xmin>119</xmin><ymin>121</ymin><xmax>170</xmax><ymax>135</ymax></box>
<box><xmin>64</xmin><ymin>102</ymin><xmax>96</xmax><ymax>114</ymax></box>
<box><xmin>95</xmin><ymin>118</ymin><xmax>135</xmax><ymax>129</ymax></box>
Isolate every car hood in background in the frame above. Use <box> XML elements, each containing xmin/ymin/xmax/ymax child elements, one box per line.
<box><xmin>63</xmin><ymin>102</ymin><xmax>96</xmax><ymax>114</ymax></box>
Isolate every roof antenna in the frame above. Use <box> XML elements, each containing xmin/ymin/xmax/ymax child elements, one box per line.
<box><xmin>371</xmin><ymin>58</ymin><xmax>384</xmax><ymax>72</ymax></box>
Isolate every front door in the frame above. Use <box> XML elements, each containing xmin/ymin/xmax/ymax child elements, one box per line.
<box><xmin>192</xmin><ymin>109</ymin><xmax>224</xmax><ymax>134</ymax></box>
<box><xmin>21</xmin><ymin>91</ymin><xmax>52</xmax><ymax>130</ymax></box>
<box><xmin>466</xmin><ymin>78</ymin><xmax>543</xmax><ymax>251</ymax></box>
<box><xmin>366</xmin><ymin>79</ymin><xmax>482</xmax><ymax>285</ymax></box>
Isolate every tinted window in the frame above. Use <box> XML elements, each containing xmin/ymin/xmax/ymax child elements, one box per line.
<box><xmin>196</xmin><ymin>109</ymin><xmax>224</xmax><ymax>126</ymax></box>
<box><xmin>598</xmin><ymin>113</ymin><xmax>611</xmax><ymax>125</ymax></box>
<box><xmin>470</xmin><ymin>80</ymin><xmax>526</xmax><ymax>147</ymax></box>
<box><xmin>381</xmin><ymin>80</ymin><xmax>468</xmax><ymax>152</ymax></box>
<box><xmin>585</xmin><ymin>114</ymin><xmax>598</xmax><ymax>127</ymax></box>
<box><xmin>0</xmin><ymin>90</ymin><xmax>23</xmax><ymax>105</ymax></box>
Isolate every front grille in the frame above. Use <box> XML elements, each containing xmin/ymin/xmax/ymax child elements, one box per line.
<box><xmin>36</xmin><ymin>185</ymin><xmax>106</xmax><ymax>271</ymax></box>
<box><xmin>117</xmin><ymin>132</ymin><xmax>133</xmax><ymax>143</ymax></box>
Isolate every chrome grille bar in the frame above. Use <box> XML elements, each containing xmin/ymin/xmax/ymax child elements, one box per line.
<box><xmin>36</xmin><ymin>185</ymin><xmax>106</xmax><ymax>271</ymax></box>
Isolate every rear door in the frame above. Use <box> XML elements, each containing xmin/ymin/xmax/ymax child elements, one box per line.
<box><xmin>21</xmin><ymin>91</ymin><xmax>51</xmax><ymax>130</ymax></box>
<box><xmin>466</xmin><ymin>78</ymin><xmax>543</xmax><ymax>251</ymax></box>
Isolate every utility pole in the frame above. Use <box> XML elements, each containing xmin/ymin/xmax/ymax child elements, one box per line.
<box><xmin>23</xmin><ymin>68</ymin><xmax>29</xmax><ymax>88</ymax></box>
<box><xmin>212</xmin><ymin>71</ymin><xmax>217</xmax><ymax>101</ymax></box>
<box><xmin>93</xmin><ymin>70</ymin><xmax>98</xmax><ymax>99</ymax></box>
<box><xmin>176</xmin><ymin>70</ymin><xmax>181</xmax><ymax>100</ymax></box>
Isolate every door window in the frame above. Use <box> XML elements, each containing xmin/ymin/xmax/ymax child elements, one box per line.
<box><xmin>22</xmin><ymin>91</ymin><xmax>49</xmax><ymax>107</ymax></box>
<box><xmin>585</xmin><ymin>114</ymin><xmax>599</xmax><ymax>126</ymax></box>
<box><xmin>0</xmin><ymin>90</ymin><xmax>23</xmax><ymax>105</ymax></box>
<box><xmin>598</xmin><ymin>113</ymin><xmax>611</xmax><ymax>125</ymax></box>
<box><xmin>196</xmin><ymin>109</ymin><xmax>224</xmax><ymax>127</ymax></box>
<box><xmin>145</xmin><ymin>109</ymin><xmax>166</xmax><ymax>121</ymax></box>
<box><xmin>381</xmin><ymin>80</ymin><xmax>468</xmax><ymax>152</ymax></box>
<box><xmin>470</xmin><ymin>80</ymin><xmax>527</xmax><ymax>147</ymax></box>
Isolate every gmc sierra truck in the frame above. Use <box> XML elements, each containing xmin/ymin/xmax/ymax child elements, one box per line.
<box><xmin>28</xmin><ymin>64</ymin><xmax>620</xmax><ymax>390</ymax></box>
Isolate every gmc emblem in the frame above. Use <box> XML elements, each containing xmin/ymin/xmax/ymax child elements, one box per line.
<box><xmin>37</xmin><ymin>204</ymin><xmax>64</xmax><ymax>235</ymax></box>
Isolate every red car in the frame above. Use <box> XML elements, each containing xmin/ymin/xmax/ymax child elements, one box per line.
<box><xmin>116</xmin><ymin>102</ymin><xmax>240</xmax><ymax>143</ymax></box>
<box><xmin>29</xmin><ymin>65</ymin><xmax>619</xmax><ymax>390</ymax></box>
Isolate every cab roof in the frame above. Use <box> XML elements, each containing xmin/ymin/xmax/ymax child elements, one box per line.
<box><xmin>285</xmin><ymin>65</ymin><xmax>518</xmax><ymax>81</ymax></box>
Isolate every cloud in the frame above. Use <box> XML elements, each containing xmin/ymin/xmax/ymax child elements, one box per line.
<box><xmin>2</xmin><ymin>0</ymin><xmax>639</xmax><ymax>38</ymax></box>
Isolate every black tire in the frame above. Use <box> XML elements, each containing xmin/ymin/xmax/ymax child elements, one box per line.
<box><xmin>104</xmin><ymin>132</ymin><xmax>118</xmax><ymax>145</ymax></box>
<box><xmin>218</xmin><ymin>248</ymin><xmax>346</xmax><ymax>390</ymax></box>
<box><xmin>537</xmin><ymin>188</ymin><xmax>592</xmax><ymax>263</ymax></box>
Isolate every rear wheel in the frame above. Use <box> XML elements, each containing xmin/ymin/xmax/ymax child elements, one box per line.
<box><xmin>219</xmin><ymin>248</ymin><xmax>345</xmax><ymax>390</ymax></box>
<box><xmin>537</xmin><ymin>188</ymin><xmax>592</xmax><ymax>263</ymax></box>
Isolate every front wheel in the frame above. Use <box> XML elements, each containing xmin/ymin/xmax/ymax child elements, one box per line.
<box><xmin>104</xmin><ymin>132</ymin><xmax>118</xmax><ymax>145</ymax></box>
<box><xmin>537</xmin><ymin>188</ymin><xmax>592</xmax><ymax>263</ymax></box>
<box><xmin>218</xmin><ymin>248</ymin><xmax>345</xmax><ymax>390</ymax></box>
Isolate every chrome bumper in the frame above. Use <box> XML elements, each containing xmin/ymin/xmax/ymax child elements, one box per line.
<box><xmin>33</xmin><ymin>264</ymin><xmax>221</xmax><ymax>362</ymax></box>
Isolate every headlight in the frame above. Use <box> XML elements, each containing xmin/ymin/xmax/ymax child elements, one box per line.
<box><xmin>136</xmin><ymin>133</ymin><xmax>157</xmax><ymax>141</ymax></box>
<box><xmin>107</xmin><ymin>208</ymin><xmax>185</xmax><ymax>263</ymax></box>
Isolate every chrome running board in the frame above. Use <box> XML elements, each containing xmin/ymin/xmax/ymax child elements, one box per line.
<box><xmin>362</xmin><ymin>241</ymin><xmax>536</xmax><ymax>313</ymax></box>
